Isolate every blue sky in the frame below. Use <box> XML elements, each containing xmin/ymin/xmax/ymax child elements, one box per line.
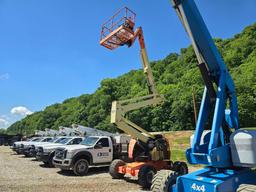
<box><xmin>0</xmin><ymin>0</ymin><xmax>256</xmax><ymax>128</ymax></box>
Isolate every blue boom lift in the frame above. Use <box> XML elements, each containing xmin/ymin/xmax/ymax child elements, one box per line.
<box><xmin>151</xmin><ymin>0</ymin><xmax>256</xmax><ymax>192</ymax></box>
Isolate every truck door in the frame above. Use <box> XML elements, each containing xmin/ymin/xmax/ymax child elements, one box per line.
<box><xmin>93</xmin><ymin>138</ymin><xmax>113</xmax><ymax>163</ymax></box>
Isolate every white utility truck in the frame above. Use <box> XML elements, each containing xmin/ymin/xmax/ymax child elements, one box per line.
<box><xmin>53</xmin><ymin>135</ymin><xmax>130</xmax><ymax>176</ymax></box>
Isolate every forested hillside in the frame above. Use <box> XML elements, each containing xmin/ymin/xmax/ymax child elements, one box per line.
<box><xmin>7</xmin><ymin>23</ymin><xmax>256</xmax><ymax>135</ymax></box>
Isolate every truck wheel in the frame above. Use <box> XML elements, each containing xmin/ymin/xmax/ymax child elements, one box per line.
<box><xmin>43</xmin><ymin>161</ymin><xmax>49</xmax><ymax>165</ymax></box>
<box><xmin>172</xmin><ymin>161</ymin><xmax>188</xmax><ymax>175</ymax></box>
<box><xmin>24</xmin><ymin>153</ymin><xmax>29</xmax><ymax>157</ymax></box>
<box><xmin>109</xmin><ymin>159</ymin><xmax>125</xmax><ymax>179</ymax></box>
<box><xmin>138</xmin><ymin>165</ymin><xmax>156</xmax><ymax>189</ymax></box>
<box><xmin>150</xmin><ymin>170</ymin><xmax>178</xmax><ymax>192</ymax></box>
<box><xmin>48</xmin><ymin>153</ymin><xmax>55</xmax><ymax>167</ymax></box>
<box><xmin>73</xmin><ymin>159</ymin><xmax>89</xmax><ymax>176</ymax></box>
<box><xmin>237</xmin><ymin>184</ymin><xmax>256</xmax><ymax>192</ymax></box>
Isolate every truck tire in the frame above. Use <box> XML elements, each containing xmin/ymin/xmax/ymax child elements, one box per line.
<box><xmin>73</xmin><ymin>159</ymin><xmax>89</xmax><ymax>176</ymax></box>
<box><xmin>43</xmin><ymin>161</ymin><xmax>49</xmax><ymax>165</ymax></box>
<box><xmin>109</xmin><ymin>159</ymin><xmax>125</xmax><ymax>179</ymax></box>
<box><xmin>48</xmin><ymin>153</ymin><xmax>55</xmax><ymax>168</ymax></box>
<box><xmin>150</xmin><ymin>170</ymin><xmax>178</xmax><ymax>192</ymax></box>
<box><xmin>138</xmin><ymin>165</ymin><xmax>156</xmax><ymax>189</ymax></box>
<box><xmin>237</xmin><ymin>184</ymin><xmax>256</xmax><ymax>192</ymax></box>
<box><xmin>172</xmin><ymin>161</ymin><xmax>188</xmax><ymax>175</ymax></box>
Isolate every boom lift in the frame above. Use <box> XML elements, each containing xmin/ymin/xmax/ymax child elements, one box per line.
<box><xmin>72</xmin><ymin>124</ymin><xmax>115</xmax><ymax>137</ymax></box>
<box><xmin>151</xmin><ymin>0</ymin><xmax>256</xmax><ymax>191</ymax></box>
<box><xmin>45</xmin><ymin>128</ymin><xmax>59</xmax><ymax>137</ymax></box>
<box><xmin>100</xmin><ymin>7</ymin><xmax>188</xmax><ymax>188</ymax></box>
<box><xmin>35</xmin><ymin>130</ymin><xmax>47</xmax><ymax>136</ymax></box>
<box><xmin>58</xmin><ymin>126</ymin><xmax>76</xmax><ymax>136</ymax></box>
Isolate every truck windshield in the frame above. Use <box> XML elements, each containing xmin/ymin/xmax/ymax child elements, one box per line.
<box><xmin>58</xmin><ymin>138</ymin><xmax>72</xmax><ymax>144</ymax></box>
<box><xmin>54</xmin><ymin>137</ymin><xmax>66</xmax><ymax>143</ymax></box>
<box><xmin>48</xmin><ymin>138</ymin><xmax>57</xmax><ymax>143</ymax></box>
<box><xmin>40</xmin><ymin>138</ymin><xmax>51</xmax><ymax>142</ymax></box>
<box><xmin>80</xmin><ymin>137</ymin><xmax>99</xmax><ymax>146</ymax></box>
<box><xmin>32</xmin><ymin>138</ymin><xmax>42</xmax><ymax>142</ymax></box>
<box><xmin>28</xmin><ymin>138</ymin><xmax>37</xmax><ymax>141</ymax></box>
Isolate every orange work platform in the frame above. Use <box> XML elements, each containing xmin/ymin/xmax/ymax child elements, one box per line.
<box><xmin>100</xmin><ymin>7</ymin><xmax>136</xmax><ymax>50</ymax></box>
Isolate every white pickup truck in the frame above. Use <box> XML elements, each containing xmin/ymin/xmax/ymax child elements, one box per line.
<box><xmin>20</xmin><ymin>137</ymin><xmax>53</xmax><ymax>157</ymax></box>
<box><xmin>36</xmin><ymin>136</ymin><xmax>84</xmax><ymax>167</ymax></box>
<box><xmin>53</xmin><ymin>135</ymin><xmax>130</xmax><ymax>176</ymax></box>
<box><xmin>12</xmin><ymin>137</ymin><xmax>40</xmax><ymax>154</ymax></box>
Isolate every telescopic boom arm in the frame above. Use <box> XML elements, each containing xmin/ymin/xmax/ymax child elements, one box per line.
<box><xmin>128</xmin><ymin>27</ymin><xmax>158</xmax><ymax>95</ymax></box>
<box><xmin>171</xmin><ymin>0</ymin><xmax>239</xmax><ymax>167</ymax></box>
<box><xmin>100</xmin><ymin>7</ymin><xmax>164</xmax><ymax>145</ymax></box>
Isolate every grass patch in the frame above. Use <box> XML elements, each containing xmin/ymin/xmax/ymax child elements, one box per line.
<box><xmin>241</xmin><ymin>127</ymin><xmax>256</xmax><ymax>130</ymax></box>
<box><xmin>171</xmin><ymin>149</ymin><xmax>187</xmax><ymax>162</ymax></box>
<box><xmin>173</xmin><ymin>137</ymin><xmax>190</xmax><ymax>145</ymax></box>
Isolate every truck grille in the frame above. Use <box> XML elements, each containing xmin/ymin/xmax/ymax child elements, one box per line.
<box><xmin>37</xmin><ymin>147</ymin><xmax>43</xmax><ymax>153</ymax></box>
<box><xmin>55</xmin><ymin>148</ymin><xmax>65</xmax><ymax>159</ymax></box>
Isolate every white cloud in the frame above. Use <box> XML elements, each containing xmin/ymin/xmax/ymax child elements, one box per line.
<box><xmin>0</xmin><ymin>118</ymin><xmax>9</xmax><ymax>127</ymax></box>
<box><xmin>0</xmin><ymin>73</ymin><xmax>9</xmax><ymax>80</ymax></box>
<box><xmin>11</xmin><ymin>106</ymin><xmax>33</xmax><ymax>116</ymax></box>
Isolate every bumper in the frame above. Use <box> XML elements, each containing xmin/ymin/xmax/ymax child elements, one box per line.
<box><xmin>23</xmin><ymin>148</ymin><xmax>31</xmax><ymax>156</ymax></box>
<box><xmin>53</xmin><ymin>158</ymin><xmax>73</xmax><ymax>170</ymax></box>
<box><xmin>36</xmin><ymin>152</ymin><xmax>51</xmax><ymax>162</ymax></box>
<box><xmin>14</xmin><ymin>147</ymin><xmax>22</xmax><ymax>154</ymax></box>
<box><xmin>12</xmin><ymin>147</ymin><xmax>18</xmax><ymax>152</ymax></box>
<box><xmin>18</xmin><ymin>148</ymin><xmax>26</xmax><ymax>154</ymax></box>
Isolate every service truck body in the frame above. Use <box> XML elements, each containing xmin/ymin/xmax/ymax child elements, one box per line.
<box><xmin>53</xmin><ymin>135</ymin><xmax>130</xmax><ymax>176</ymax></box>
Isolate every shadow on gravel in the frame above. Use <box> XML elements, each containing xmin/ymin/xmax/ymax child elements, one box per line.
<box><xmin>57</xmin><ymin>166</ymin><xmax>109</xmax><ymax>176</ymax></box>
<box><xmin>18</xmin><ymin>155</ymin><xmax>29</xmax><ymax>158</ymax></box>
<box><xmin>38</xmin><ymin>163</ymin><xmax>55</xmax><ymax>168</ymax></box>
<box><xmin>123</xmin><ymin>177</ymin><xmax>138</xmax><ymax>184</ymax></box>
<box><xmin>30</xmin><ymin>158</ymin><xmax>38</xmax><ymax>162</ymax></box>
<box><xmin>115</xmin><ymin>177</ymin><xmax>150</xmax><ymax>191</ymax></box>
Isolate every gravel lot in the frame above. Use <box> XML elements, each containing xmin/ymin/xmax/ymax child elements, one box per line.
<box><xmin>0</xmin><ymin>146</ymin><xmax>142</xmax><ymax>192</ymax></box>
<box><xmin>0</xmin><ymin>146</ymin><xmax>199</xmax><ymax>192</ymax></box>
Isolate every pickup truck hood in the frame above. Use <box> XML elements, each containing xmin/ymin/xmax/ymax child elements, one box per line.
<box><xmin>36</xmin><ymin>143</ymin><xmax>58</xmax><ymax>148</ymax></box>
<box><xmin>33</xmin><ymin>142</ymin><xmax>52</xmax><ymax>147</ymax></box>
<box><xmin>24</xmin><ymin>141</ymin><xmax>46</xmax><ymax>147</ymax></box>
<box><xmin>14</xmin><ymin>141</ymin><xmax>30</xmax><ymax>145</ymax></box>
<box><xmin>62</xmin><ymin>145</ymin><xmax>91</xmax><ymax>151</ymax></box>
<box><xmin>43</xmin><ymin>144</ymin><xmax>65</xmax><ymax>150</ymax></box>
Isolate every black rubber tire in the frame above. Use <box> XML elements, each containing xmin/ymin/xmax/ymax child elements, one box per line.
<box><xmin>138</xmin><ymin>165</ymin><xmax>156</xmax><ymax>189</ymax></box>
<box><xmin>237</xmin><ymin>184</ymin><xmax>256</xmax><ymax>192</ymax></box>
<box><xmin>24</xmin><ymin>153</ymin><xmax>30</xmax><ymax>157</ymax></box>
<box><xmin>43</xmin><ymin>161</ymin><xmax>49</xmax><ymax>165</ymax></box>
<box><xmin>109</xmin><ymin>159</ymin><xmax>125</xmax><ymax>179</ymax></box>
<box><xmin>48</xmin><ymin>153</ymin><xmax>55</xmax><ymax>167</ymax></box>
<box><xmin>172</xmin><ymin>161</ymin><xmax>188</xmax><ymax>175</ymax></box>
<box><xmin>73</xmin><ymin>159</ymin><xmax>89</xmax><ymax>176</ymax></box>
<box><xmin>150</xmin><ymin>170</ymin><xmax>178</xmax><ymax>192</ymax></box>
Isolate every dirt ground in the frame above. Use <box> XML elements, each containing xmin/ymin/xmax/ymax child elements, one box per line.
<box><xmin>0</xmin><ymin>146</ymin><xmax>142</xmax><ymax>192</ymax></box>
<box><xmin>0</xmin><ymin>146</ymin><xmax>199</xmax><ymax>192</ymax></box>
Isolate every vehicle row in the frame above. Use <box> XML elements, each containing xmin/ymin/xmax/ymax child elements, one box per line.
<box><xmin>11</xmin><ymin>134</ymin><xmax>130</xmax><ymax>176</ymax></box>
